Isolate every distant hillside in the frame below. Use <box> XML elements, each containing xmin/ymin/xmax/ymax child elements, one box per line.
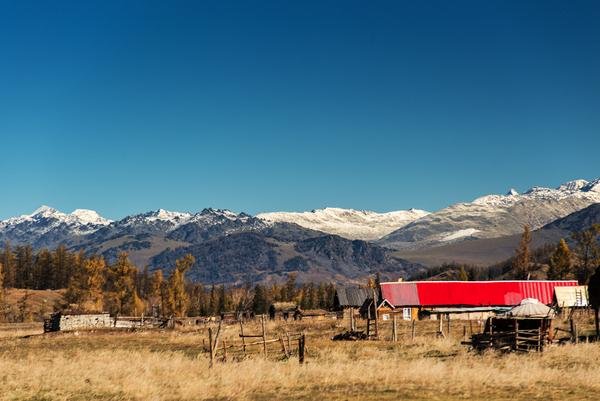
<box><xmin>152</xmin><ymin>233</ymin><xmax>425</xmax><ymax>285</ymax></box>
<box><xmin>398</xmin><ymin>203</ymin><xmax>600</xmax><ymax>267</ymax></box>
<box><xmin>380</xmin><ymin>179</ymin><xmax>600</xmax><ymax>250</ymax></box>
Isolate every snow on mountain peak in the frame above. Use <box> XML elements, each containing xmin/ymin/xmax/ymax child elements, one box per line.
<box><xmin>31</xmin><ymin>205</ymin><xmax>60</xmax><ymax>217</ymax></box>
<box><xmin>557</xmin><ymin>179</ymin><xmax>589</xmax><ymax>192</ymax></box>
<box><xmin>473</xmin><ymin>178</ymin><xmax>600</xmax><ymax>207</ymax></box>
<box><xmin>257</xmin><ymin>207</ymin><xmax>429</xmax><ymax>240</ymax></box>
<box><xmin>70</xmin><ymin>209</ymin><xmax>112</xmax><ymax>225</ymax></box>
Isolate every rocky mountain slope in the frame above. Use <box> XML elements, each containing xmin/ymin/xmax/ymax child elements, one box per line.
<box><xmin>380</xmin><ymin>179</ymin><xmax>600</xmax><ymax>250</ymax></box>
<box><xmin>257</xmin><ymin>207</ymin><xmax>429</xmax><ymax>240</ymax></box>
<box><xmin>0</xmin><ymin>206</ymin><xmax>422</xmax><ymax>284</ymax></box>
<box><xmin>396</xmin><ymin>202</ymin><xmax>600</xmax><ymax>267</ymax></box>
<box><xmin>0</xmin><ymin>205</ymin><xmax>111</xmax><ymax>248</ymax></box>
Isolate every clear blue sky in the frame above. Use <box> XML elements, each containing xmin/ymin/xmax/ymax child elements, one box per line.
<box><xmin>1</xmin><ymin>1</ymin><xmax>599</xmax><ymax>220</ymax></box>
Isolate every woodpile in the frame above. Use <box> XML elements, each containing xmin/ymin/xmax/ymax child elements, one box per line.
<box><xmin>332</xmin><ymin>330</ymin><xmax>368</xmax><ymax>341</ymax></box>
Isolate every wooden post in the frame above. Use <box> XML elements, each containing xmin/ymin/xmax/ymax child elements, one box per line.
<box><xmin>514</xmin><ymin>319</ymin><xmax>519</xmax><ymax>351</ymax></box>
<box><xmin>392</xmin><ymin>314</ymin><xmax>398</xmax><ymax>342</ymax></box>
<box><xmin>438</xmin><ymin>314</ymin><xmax>443</xmax><ymax>337</ymax></box>
<box><xmin>373</xmin><ymin>290</ymin><xmax>379</xmax><ymax>339</ymax></box>
<box><xmin>462</xmin><ymin>325</ymin><xmax>467</xmax><ymax>341</ymax></box>
<box><xmin>279</xmin><ymin>335</ymin><xmax>289</xmax><ymax>358</ymax></box>
<box><xmin>446</xmin><ymin>313</ymin><xmax>450</xmax><ymax>337</ymax></box>
<box><xmin>222</xmin><ymin>339</ymin><xmax>227</xmax><ymax>362</ymax></box>
<box><xmin>411</xmin><ymin>318</ymin><xmax>416</xmax><ymax>341</ymax></box>
<box><xmin>261</xmin><ymin>314</ymin><xmax>268</xmax><ymax>356</ymax></box>
<box><xmin>208</xmin><ymin>327</ymin><xmax>214</xmax><ymax>368</ymax></box>
<box><xmin>298</xmin><ymin>333</ymin><xmax>305</xmax><ymax>364</ymax></box>
<box><xmin>286</xmin><ymin>331</ymin><xmax>291</xmax><ymax>351</ymax></box>
<box><xmin>239</xmin><ymin>320</ymin><xmax>247</xmax><ymax>357</ymax></box>
<box><xmin>350</xmin><ymin>307</ymin><xmax>355</xmax><ymax>331</ymax></box>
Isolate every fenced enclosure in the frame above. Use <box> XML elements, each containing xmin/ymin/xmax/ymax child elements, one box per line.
<box><xmin>205</xmin><ymin>315</ymin><xmax>307</xmax><ymax>367</ymax></box>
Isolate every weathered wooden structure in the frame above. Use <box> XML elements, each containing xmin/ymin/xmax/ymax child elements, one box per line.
<box><xmin>268</xmin><ymin>302</ymin><xmax>300</xmax><ymax>320</ymax></box>
<box><xmin>468</xmin><ymin>299</ymin><xmax>555</xmax><ymax>352</ymax></box>
<box><xmin>470</xmin><ymin>316</ymin><xmax>552</xmax><ymax>352</ymax></box>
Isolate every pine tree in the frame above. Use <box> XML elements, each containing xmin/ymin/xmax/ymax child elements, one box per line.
<box><xmin>572</xmin><ymin>224</ymin><xmax>600</xmax><ymax>283</ymax></box>
<box><xmin>513</xmin><ymin>225</ymin><xmax>532</xmax><ymax>278</ymax></box>
<box><xmin>548</xmin><ymin>239</ymin><xmax>573</xmax><ymax>279</ymax></box>
<box><xmin>252</xmin><ymin>284</ymin><xmax>268</xmax><ymax>314</ymax></box>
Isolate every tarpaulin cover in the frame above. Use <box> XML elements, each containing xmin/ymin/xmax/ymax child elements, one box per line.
<box><xmin>380</xmin><ymin>281</ymin><xmax>577</xmax><ymax>307</ymax></box>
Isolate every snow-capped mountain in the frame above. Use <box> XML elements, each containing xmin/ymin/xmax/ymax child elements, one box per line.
<box><xmin>0</xmin><ymin>205</ymin><xmax>112</xmax><ymax>248</ymax></box>
<box><xmin>380</xmin><ymin>178</ymin><xmax>600</xmax><ymax>250</ymax></box>
<box><xmin>257</xmin><ymin>207</ymin><xmax>430</xmax><ymax>240</ymax></box>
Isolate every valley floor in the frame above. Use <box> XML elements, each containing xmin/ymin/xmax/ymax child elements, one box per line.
<box><xmin>0</xmin><ymin>319</ymin><xmax>599</xmax><ymax>400</ymax></box>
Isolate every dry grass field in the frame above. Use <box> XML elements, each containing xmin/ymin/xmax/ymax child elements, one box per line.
<box><xmin>1</xmin><ymin>317</ymin><xmax>599</xmax><ymax>401</ymax></box>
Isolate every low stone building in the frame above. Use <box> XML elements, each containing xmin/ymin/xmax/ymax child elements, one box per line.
<box><xmin>44</xmin><ymin>312</ymin><xmax>113</xmax><ymax>332</ymax></box>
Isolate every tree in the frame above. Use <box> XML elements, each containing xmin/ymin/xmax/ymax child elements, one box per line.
<box><xmin>283</xmin><ymin>273</ymin><xmax>297</xmax><ymax>302</ymax></box>
<box><xmin>547</xmin><ymin>239</ymin><xmax>573</xmax><ymax>279</ymax></box>
<box><xmin>513</xmin><ymin>225</ymin><xmax>532</xmax><ymax>278</ymax></box>
<box><xmin>0</xmin><ymin>262</ymin><xmax>4</xmax><ymax>304</ymax></box>
<box><xmin>572</xmin><ymin>224</ymin><xmax>600</xmax><ymax>283</ymax></box>
<box><xmin>149</xmin><ymin>270</ymin><xmax>165</xmax><ymax>316</ymax></box>
<box><xmin>252</xmin><ymin>284</ymin><xmax>268</xmax><ymax>314</ymax></box>
<box><xmin>107</xmin><ymin>253</ymin><xmax>141</xmax><ymax>316</ymax></box>
<box><xmin>2</xmin><ymin>242</ymin><xmax>16</xmax><ymax>288</ymax></box>
<box><xmin>588</xmin><ymin>266</ymin><xmax>600</xmax><ymax>337</ymax></box>
<box><xmin>458</xmin><ymin>266</ymin><xmax>469</xmax><ymax>281</ymax></box>
<box><xmin>166</xmin><ymin>254</ymin><xmax>195</xmax><ymax>317</ymax></box>
<box><xmin>84</xmin><ymin>256</ymin><xmax>106</xmax><ymax>311</ymax></box>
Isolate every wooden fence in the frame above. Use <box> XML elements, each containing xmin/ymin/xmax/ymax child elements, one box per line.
<box><xmin>207</xmin><ymin>315</ymin><xmax>306</xmax><ymax>367</ymax></box>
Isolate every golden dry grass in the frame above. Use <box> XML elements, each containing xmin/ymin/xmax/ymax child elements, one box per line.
<box><xmin>0</xmin><ymin>318</ymin><xmax>599</xmax><ymax>401</ymax></box>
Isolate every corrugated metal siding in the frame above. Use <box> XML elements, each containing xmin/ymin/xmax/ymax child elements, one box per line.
<box><xmin>380</xmin><ymin>283</ymin><xmax>419</xmax><ymax>306</ymax></box>
<box><xmin>335</xmin><ymin>287</ymin><xmax>372</xmax><ymax>307</ymax></box>
<box><xmin>381</xmin><ymin>281</ymin><xmax>578</xmax><ymax>307</ymax></box>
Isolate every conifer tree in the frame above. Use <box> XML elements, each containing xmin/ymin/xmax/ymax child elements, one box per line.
<box><xmin>107</xmin><ymin>253</ymin><xmax>140</xmax><ymax>315</ymax></box>
<box><xmin>85</xmin><ymin>256</ymin><xmax>106</xmax><ymax>311</ymax></box>
<box><xmin>252</xmin><ymin>284</ymin><xmax>268</xmax><ymax>314</ymax></box>
<box><xmin>513</xmin><ymin>225</ymin><xmax>532</xmax><ymax>278</ymax></box>
<box><xmin>166</xmin><ymin>254</ymin><xmax>195</xmax><ymax>317</ymax></box>
<box><xmin>572</xmin><ymin>224</ymin><xmax>600</xmax><ymax>283</ymax></box>
<box><xmin>149</xmin><ymin>270</ymin><xmax>165</xmax><ymax>316</ymax></box>
<box><xmin>548</xmin><ymin>239</ymin><xmax>573</xmax><ymax>279</ymax></box>
<box><xmin>2</xmin><ymin>242</ymin><xmax>16</xmax><ymax>288</ymax></box>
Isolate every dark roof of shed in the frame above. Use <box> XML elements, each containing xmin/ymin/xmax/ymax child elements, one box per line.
<box><xmin>335</xmin><ymin>286</ymin><xmax>372</xmax><ymax>307</ymax></box>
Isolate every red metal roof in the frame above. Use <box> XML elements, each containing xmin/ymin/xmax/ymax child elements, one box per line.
<box><xmin>380</xmin><ymin>280</ymin><xmax>578</xmax><ymax>307</ymax></box>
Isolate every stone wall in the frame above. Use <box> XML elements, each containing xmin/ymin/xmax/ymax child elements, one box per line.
<box><xmin>58</xmin><ymin>313</ymin><xmax>113</xmax><ymax>331</ymax></box>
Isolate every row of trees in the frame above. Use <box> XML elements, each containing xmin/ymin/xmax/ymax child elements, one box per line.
<box><xmin>513</xmin><ymin>224</ymin><xmax>600</xmax><ymax>282</ymax></box>
<box><xmin>0</xmin><ymin>243</ymin><xmax>337</xmax><ymax>319</ymax></box>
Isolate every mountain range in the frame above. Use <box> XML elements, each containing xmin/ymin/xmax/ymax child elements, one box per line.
<box><xmin>1</xmin><ymin>177</ymin><xmax>599</xmax><ymax>284</ymax></box>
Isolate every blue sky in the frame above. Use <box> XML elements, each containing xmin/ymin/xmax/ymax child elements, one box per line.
<box><xmin>1</xmin><ymin>1</ymin><xmax>599</xmax><ymax>220</ymax></box>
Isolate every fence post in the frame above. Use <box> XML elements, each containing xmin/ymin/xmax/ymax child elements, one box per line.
<box><xmin>208</xmin><ymin>327</ymin><xmax>214</xmax><ymax>368</ymax></box>
<box><xmin>411</xmin><ymin>318</ymin><xmax>416</xmax><ymax>341</ymax></box>
<box><xmin>298</xmin><ymin>333</ymin><xmax>305</xmax><ymax>364</ymax></box>
<box><xmin>261</xmin><ymin>314</ymin><xmax>268</xmax><ymax>357</ymax></box>
<box><xmin>392</xmin><ymin>314</ymin><xmax>397</xmax><ymax>342</ymax></box>
<box><xmin>239</xmin><ymin>320</ymin><xmax>247</xmax><ymax>357</ymax></box>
